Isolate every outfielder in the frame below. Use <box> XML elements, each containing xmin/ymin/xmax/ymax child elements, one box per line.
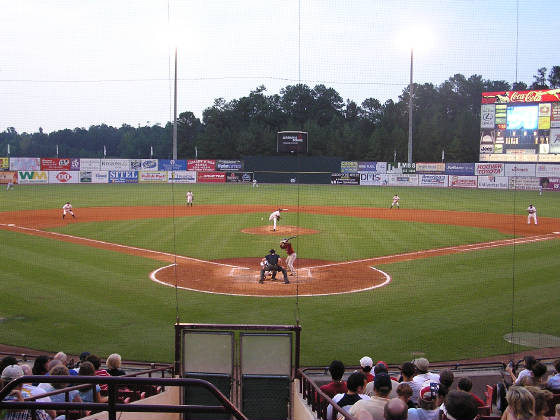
<box><xmin>527</xmin><ymin>204</ymin><xmax>537</xmax><ymax>225</ymax></box>
<box><xmin>186</xmin><ymin>190</ymin><xmax>193</xmax><ymax>206</ymax></box>
<box><xmin>280</xmin><ymin>237</ymin><xmax>297</xmax><ymax>276</ymax></box>
<box><xmin>259</xmin><ymin>249</ymin><xmax>289</xmax><ymax>284</ymax></box>
<box><xmin>62</xmin><ymin>202</ymin><xmax>76</xmax><ymax>219</ymax></box>
<box><xmin>390</xmin><ymin>194</ymin><xmax>400</xmax><ymax>209</ymax></box>
<box><xmin>269</xmin><ymin>208</ymin><xmax>286</xmax><ymax>231</ymax></box>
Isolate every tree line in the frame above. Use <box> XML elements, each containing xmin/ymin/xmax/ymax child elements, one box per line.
<box><xmin>1</xmin><ymin>66</ymin><xmax>558</xmax><ymax>162</ymax></box>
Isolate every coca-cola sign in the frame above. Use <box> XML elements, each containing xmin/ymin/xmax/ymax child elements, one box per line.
<box><xmin>482</xmin><ymin>89</ymin><xmax>560</xmax><ymax>104</ymax></box>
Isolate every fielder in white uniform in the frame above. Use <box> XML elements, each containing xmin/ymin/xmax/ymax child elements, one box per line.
<box><xmin>527</xmin><ymin>204</ymin><xmax>537</xmax><ymax>225</ymax></box>
<box><xmin>186</xmin><ymin>191</ymin><xmax>193</xmax><ymax>206</ymax></box>
<box><xmin>62</xmin><ymin>202</ymin><xmax>76</xmax><ymax>219</ymax></box>
<box><xmin>269</xmin><ymin>209</ymin><xmax>283</xmax><ymax>231</ymax></box>
<box><xmin>390</xmin><ymin>194</ymin><xmax>400</xmax><ymax>209</ymax></box>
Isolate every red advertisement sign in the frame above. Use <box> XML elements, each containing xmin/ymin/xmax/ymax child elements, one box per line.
<box><xmin>40</xmin><ymin>158</ymin><xmax>72</xmax><ymax>171</ymax></box>
<box><xmin>197</xmin><ymin>171</ymin><xmax>225</xmax><ymax>183</ymax></box>
<box><xmin>482</xmin><ymin>89</ymin><xmax>560</xmax><ymax>104</ymax></box>
<box><xmin>187</xmin><ymin>159</ymin><xmax>216</xmax><ymax>172</ymax></box>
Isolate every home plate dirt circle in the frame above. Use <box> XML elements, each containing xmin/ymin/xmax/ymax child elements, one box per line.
<box><xmin>151</xmin><ymin>257</ymin><xmax>391</xmax><ymax>297</ymax></box>
<box><xmin>241</xmin><ymin>225</ymin><xmax>319</xmax><ymax>236</ymax></box>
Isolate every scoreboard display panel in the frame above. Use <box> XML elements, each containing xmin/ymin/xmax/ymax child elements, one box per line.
<box><xmin>480</xmin><ymin>89</ymin><xmax>560</xmax><ymax>162</ymax></box>
<box><xmin>277</xmin><ymin>131</ymin><xmax>308</xmax><ymax>154</ymax></box>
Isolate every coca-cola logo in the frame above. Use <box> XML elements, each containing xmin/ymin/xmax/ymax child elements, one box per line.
<box><xmin>56</xmin><ymin>172</ymin><xmax>72</xmax><ymax>182</ymax></box>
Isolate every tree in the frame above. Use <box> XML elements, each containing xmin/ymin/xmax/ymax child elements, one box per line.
<box><xmin>530</xmin><ymin>67</ymin><xmax>548</xmax><ymax>89</ymax></box>
<box><xmin>548</xmin><ymin>66</ymin><xmax>560</xmax><ymax>88</ymax></box>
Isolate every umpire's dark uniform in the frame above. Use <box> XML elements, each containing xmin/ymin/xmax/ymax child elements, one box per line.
<box><xmin>260</xmin><ymin>249</ymin><xmax>289</xmax><ymax>284</ymax></box>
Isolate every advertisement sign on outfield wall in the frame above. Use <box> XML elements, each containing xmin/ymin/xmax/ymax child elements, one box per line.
<box><xmin>509</xmin><ymin>176</ymin><xmax>540</xmax><ymax>190</ymax></box>
<box><xmin>419</xmin><ymin>174</ymin><xmax>448</xmax><ymax>187</ymax></box>
<box><xmin>480</xmin><ymin>104</ymin><xmax>496</xmax><ymax>128</ymax></box>
<box><xmin>108</xmin><ymin>171</ymin><xmax>138</xmax><ymax>183</ymax></box>
<box><xmin>445</xmin><ymin>163</ymin><xmax>475</xmax><ymax>175</ymax></box>
<box><xmin>340</xmin><ymin>161</ymin><xmax>359</xmax><ymax>173</ymax></box>
<box><xmin>188</xmin><ymin>159</ymin><xmax>216</xmax><ymax>172</ymax></box>
<box><xmin>159</xmin><ymin>159</ymin><xmax>187</xmax><ymax>171</ymax></box>
<box><xmin>359</xmin><ymin>172</ymin><xmax>388</xmax><ymax>186</ymax></box>
<box><xmin>387</xmin><ymin>174</ymin><xmax>418</xmax><ymax>186</ymax></box>
<box><xmin>475</xmin><ymin>163</ymin><xmax>505</xmax><ymax>176</ymax></box>
<box><xmin>504</xmin><ymin>163</ymin><xmax>536</xmax><ymax>177</ymax></box>
<box><xmin>100</xmin><ymin>159</ymin><xmax>130</xmax><ymax>170</ymax></box>
<box><xmin>168</xmin><ymin>171</ymin><xmax>196</xmax><ymax>183</ymax></box>
<box><xmin>542</xmin><ymin>177</ymin><xmax>560</xmax><ymax>191</ymax></box>
<box><xmin>80</xmin><ymin>171</ymin><xmax>108</xmax><ymax>183</ymax></box>
<box><xmin>0</xmin><ymin>157</ymin><xmax>10</xmax><ymax>170</ymax></box>
<box><xmin>18</xmin><ymin>171</ymin><xmax>48</xmax><ymax>184</ymax></box>
<box><xmin>386</xmin><ymin>162</ymin><xmax>416</xmax><ymax>174</ymax></box>
<box><xmin>416</xmin><ymin>162</ymin><xmax>446</xmax><ymax>173</ymax></box>
<box><xmin>10</xmin><ymin>158</ymin><xmax>41</xmax><ymax>171</ymax></box>
<box><xmin>130</xmin><ymin>159</ymin><xmax>158</xmax><ymax>170</ymax></box>
<box><xmin>197</xmin><ymin>171</ymin><xmax>225</xmax><ymax>183</ymax></box>
<box><xmin>139</xmin><ymin>171</ymin><xmax>167</xmax><ymax>183</ymax></box>
<box><xmin>449</xmin><ymin>176</ymin><xmax>477</xmax><ymax>188</ymax></box>
<box><xmin>226</xmin><ymin>172</ymin><xmax>253</xmax><ymax>183</ymax></box>
<box><xmin>217</xmin><ymin>160</ymin><xmax>244</xmax><ymax>171</ymax></box>
<box><xmin>41</xmin><ymin>158</ymin><xmax>72</xmax><ymax>171</ymax></box>
<box><xmin>478</xmin><ymin>176</ymin><xmax>509</xmax><ymax>189</ymax></box>
<box><xmin>357</xmin><ymin>162</ymin><xmax>387</xmax><ymax>173</ymax></box>
<box><xmin>48</xmin><ymin>171</ymin><xmax>80</xmax><ymax>184</ymax></box>
<box><xmin>0</xmin><ymin>171</ymin><xmax>17</xmax><ymax>184</ymax></box>
<box><xmin>80</xmin><ymin>159</ymin><xmax>101</xmax><ymax>170</ymax></box>
<box><xmin>331</xmin><ymin>173</ymin><xmax>360</xmax><ymax>185</ymax></box>
<box><xmin>535</xmin><ymin>163</ymin><xmax>560</xmax><ymax>177</ymax></box>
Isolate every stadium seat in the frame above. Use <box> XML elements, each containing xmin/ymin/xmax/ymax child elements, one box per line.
<box><xmin>478</xmin><ymin>384</ymin><xmax>494</xmax><ymax>416</ymax></box>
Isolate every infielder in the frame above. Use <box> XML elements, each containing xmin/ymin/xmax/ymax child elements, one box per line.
<box><xmin>269</xmin><ymin>208</ymin><xmax>286</xmax><ymax>231</ymax></box>
<box><xmin>186</xmin><ymin>190</ymin><xmax>193</xmax><ymax>206</ymax></box>
<box><xmin>62</xmin><ymin>202</ymin><xmax>76</xmax><ymax>219</ymax></box>
<box><xmin>390</xmin><ymin>194</ymin><xmax>400</xmax><ymax>209</ymax></box>
<box><xmin>527</xmin><ymin>204</ymin><xmax>537</xmax><ymax>225</ymax></box>
<box><xmin>280</xmin><ymin>237</ymin><xmax>297</xmax><ymax>276</ymax></box>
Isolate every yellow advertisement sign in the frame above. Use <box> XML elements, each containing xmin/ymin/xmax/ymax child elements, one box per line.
<box><xmin>0</xmin><ymin>157</ymin><xmax>8</xmax><ymax>170</ymax></box>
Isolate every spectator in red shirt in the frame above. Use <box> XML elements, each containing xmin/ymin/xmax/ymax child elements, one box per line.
<box><xmin>360</xmin><ymin>356</ymin><xmax>374</xmax><ymax>383</ymax></box>
<box><xmin>457</xmin><ymin>377</ymin><xmax>485</xmax><ymax>407</ymax></box>
<box><xmin>320</xmin><ymin>360</ymin><xmax>347</xmax><ymax>398</ymax></box>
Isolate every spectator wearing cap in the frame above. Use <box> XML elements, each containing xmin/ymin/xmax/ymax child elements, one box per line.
<box><xmin>407</xmin><ymin>383</ymin><xmax>447</xmax><ymax>420</ymax></box>
<box><xmin>440</xmin><ymin>390</ymin><xmax>478</xmax><ymax>420</ymax></box>
<box><xmin>320</xmin><ymin>360</ymin><xmax>348</xmax><ymax>398</ymax></box>
<box><xmin>327</xmin><ymin>371</ymin><xmax>370</xmax><ymax>420</ymax></box>
<box><xmin>457</xmin><ymin>377</ymin><xmax>485</xmax><ymax>407</ymax></box>
<box><xmin>365</xmin><ymin>363</ymin><xmax>399</xmax><ymax>398</ymax></box>
<box><xmin>71</xmin><ymin>351</ymin><xmax>91</xmax><ymax>374</ymax></box>
<box><xmin>349</xmin><ymin>372</ymin><xmax>393</xmax><ymax>420</ymax></box>
<box><xmin>360</xmin><ymin>356</ymin><xmax>374</xmax><ymax>383</ymax></box>
<box><xmin>412</xmin><ymin>358</ymin><xmax>439</xmax><ymax>385</ymax></box>
<box><xmin>546</xmin><ymin>359</ymin><xmax>560</xmax><ymax>391</ymax></box>
<box><xmin>399</xmin><ymin>361</ymin><xmax>422</xmax><ymax>406</ymax></box>
<box><xmin>384</xmin><ymin>397</ymin><xmax>409</xmax><ymax>420</ymax></box>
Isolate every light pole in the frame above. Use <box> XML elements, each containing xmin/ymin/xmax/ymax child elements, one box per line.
<box><xmin>407</xmin><ymin>47</ymin><xmax>414</xmax><ymax>164</ymax></box>
<box><xmin>172</xmin><ymin>48</ymin><xmax>178</xmax><ymax>161</ymax></box>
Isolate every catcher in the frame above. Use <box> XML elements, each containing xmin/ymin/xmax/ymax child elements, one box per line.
<box><xmin>280</xmin><ymin>236</ymin><xmax>297</xmax><ymax>276</ymax></box>
<box><xmin>259</xmin><ymin>249</ymin><xmax>289</xmax><ymax>284</ymax></box>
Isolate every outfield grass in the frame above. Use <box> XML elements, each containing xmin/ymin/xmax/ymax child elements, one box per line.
<box><xmin>1</xmin><ymin>183</ymin><xmax>559</xmax><ymax>365</ymax></box>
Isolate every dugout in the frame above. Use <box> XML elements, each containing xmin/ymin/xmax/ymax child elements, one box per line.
<box><xmin>175</xmin><ymin>323</ymin><xmax>301</xmax><ymax>420</ymax></box>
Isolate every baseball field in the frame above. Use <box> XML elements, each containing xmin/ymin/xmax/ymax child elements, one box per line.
<box><xmin>1</xmin><ymin>183</ymin><xmax>559</xmax><ymax>365</ymax></box>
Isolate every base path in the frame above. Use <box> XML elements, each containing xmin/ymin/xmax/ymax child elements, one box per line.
<box><xmin>1</xmin><ymin>205</ymin><xmax>559</xmax><ymax>297</ymax></box>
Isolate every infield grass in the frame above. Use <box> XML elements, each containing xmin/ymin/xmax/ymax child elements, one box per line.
<box><xmin>1</xmin><ymin>183</ymin><xmax>559</xmax><ymax>365</ymax></box>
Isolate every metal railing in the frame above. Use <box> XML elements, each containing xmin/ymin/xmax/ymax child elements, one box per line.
<box><xmin>0</xmin><ymin>375</ymin><xmax>248</xmax><ymax>420</ymax></box>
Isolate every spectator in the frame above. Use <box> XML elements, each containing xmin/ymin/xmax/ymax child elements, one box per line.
<box><xmin>365</xmin><ymin>363</ymin><xmax>399</xmax><ymax>398</ymax></box>
<box><xmin>78</xmin><ymin>361</ymin><xmax>108</xmax><ymax>403</ymax></box>
<box><xmin>349</xmin><ymin>372</ymin><xmax>392</xmax><ymax>419</ymax></box>
<box><xmin>396</xmin><ymin>383</ymin><xmax>415</xmax><ymax>409</ymax></box>
<box><xmin>70</xmin><ymin>352</ymin><xmax>91</xmax><ymax>375</ymax></box>
<box><xmin>54</xmin><ymin>352</ymin><xmax>67</xmax><ymax>365</ymax></box>
<box><xmin>106</xmin><ymin>353</ymin><xmax>126</xmax><ymax>376</ymax></box>
<box><xmin>1</xmin><ymin>364</ymin><xmax>52</xmax><ymax>420</ymax></box>
<box><xmin>440</xmin><ymin>390</ymin><xmax>478</xmax><ymax>420</ymax></box>
<box><xmin>407</xmin><ymin>383</ymin><xmax>447</xmax><ymax>420</ymax></box>
<box><xmin>20</xmin><ymin>364</ymin><xmax>56</xmax><ymax>420</ymax></box>
<box><xmin>384</xmin><ymin>398</ymin><xmax>408</xmax><ymax>420</ymax></box>
<box><xmin>526</xmin><ymin>386</ymin><xmax>553</xmax><ymax>420</ymax></box>
<box><xmin>46</xmin><ymin>358</ymin><xmax>63</xmax><ymax>371</ymax></box>
<box><xmin>501</xmin><ymin>386</ymin><xmax>534</xmax><ymax>420</ymax></box>
<box><xmin>86</xmin><ymin>354</ymin><xmax>110</xmax><ymax>392</ymax></box>
<box><xmin>506</xmin><ymin>355</ymin><xmax>537</xmax><ymax>385</ymax></box>
<box><xmin>38</xmin><ymin>365</ymin><xmax>82</xmax><ymax>403</ymax></box>
<box><xmin>320</xmin><ymin>360</ymin><xmax>347</xmax><ymax>398</ymax></box>
<box><xmin>360</xmin><ymin>356</ymin><xmax>375</xmax><ymax>383</ymax></box>
<box><xmin>0</xmin><ymin>356</ymin><xmax>18</xmax><ymax>374</ymax></box>
<box><xmin>457</xmin><ymin>377</ymin><xmax>485</xmax><ymax>407</ymax></box>
<box><xmin>327</xmin><ymin>372</ymin><xmax>369</xmax><ymax>420</ymax></box>
<box><xmin>547</xmin><ymin>359</ymin><xmax>560</xmax><ymax>391</ymax></box>
<box><xmin>439</xmin><ymin>369</ymin><xmax>454</xmax><ymax>389</ymax></box>
<box><xmin>32</xmin><ymin>355</ymin><xmax>50</xmax><ymax>386</ymax></box>
<box><xmin>400</xmin><ymin>361</ymin><xmax>421</xmax><ymax>406</ymax></box>
<box><xmin>412</xmin><ymin>358</ymin><xmax>439</xmax><ymax>385</ymax></box>
<box><xmin>520</xmin><ymin>362</ymin><xmax>548</xmax><ymax>388</ymax></box>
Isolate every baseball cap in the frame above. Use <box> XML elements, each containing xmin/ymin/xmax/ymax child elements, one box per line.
<box><xmin>414</xmin><ymin>357</ymin><xmax>429</xmax><ymax>372</ymax></box>
<box><xmin>79</xmin><ymin>352</ymin><xmax>91</xmax><ymax>361</ymax></box>
<box><xmin>420</xmin><ymin>383</ymin><xmax>439</xmax><ymax>401</ymax></box>
<box><xmin>373</xmin><ymin>372</ymin><xmax>392</xmax><ymax>390</ymax></box>
<box><xmin>1</xmin><ymin>364</ymin><xmax>24</xmax><ymax>382</ymax></box>
<box><xmin>269</xmin><ymin>249</ymin><xmax>276</xmax><ymax>254</ymax></box>
<box><xmin>360</xmin><ymin>356</ymin><xmax>373</xmax><ymax>368</ymax></box>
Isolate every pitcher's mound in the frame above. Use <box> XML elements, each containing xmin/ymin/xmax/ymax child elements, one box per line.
<box><xmin>242</xmin><ymin>225</ymin><xmax>319</xmax><ymax>236</ymax></box>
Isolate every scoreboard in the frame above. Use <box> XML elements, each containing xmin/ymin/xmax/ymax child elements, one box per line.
<box><xmin>480</xmin><ymin>88</ymin><xmax>560</xmax><ymax>162</ymax></box>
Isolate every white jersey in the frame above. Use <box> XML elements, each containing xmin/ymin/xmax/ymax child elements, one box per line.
<box><xmin>527</xmin><ymin>205</ymin><xmax>536</xmax><ymax>214</ymax></box>
<box><xmin>392</xmin><ymin>195</ymin><xmax>400</xmax><ymax>203</ymax></box>
<box><xmin>63</xmin><ymin>203</ymin><xmax>73</xmax><ymax>212</ymax></box>
<box><xmin>187</xmin><ymin>192</ymin><xmax>193</xmax><ymax>202</ymax></box>
<box><xmin>269</xmin><ymin>210</ymin><xmax>280</xmax><ymax>221</ymax></box>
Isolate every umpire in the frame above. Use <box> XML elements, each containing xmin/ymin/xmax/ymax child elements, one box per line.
<box><xmin>259</xmin><ymin>249</ymin><xmax>289</xmax><ymax>284</ymax></box>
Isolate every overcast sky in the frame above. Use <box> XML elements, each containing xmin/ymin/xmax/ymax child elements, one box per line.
<box><xmin>1</xmin><ymin>0</ymin><xmax>559</xmax><ymax>134</ymax></box>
